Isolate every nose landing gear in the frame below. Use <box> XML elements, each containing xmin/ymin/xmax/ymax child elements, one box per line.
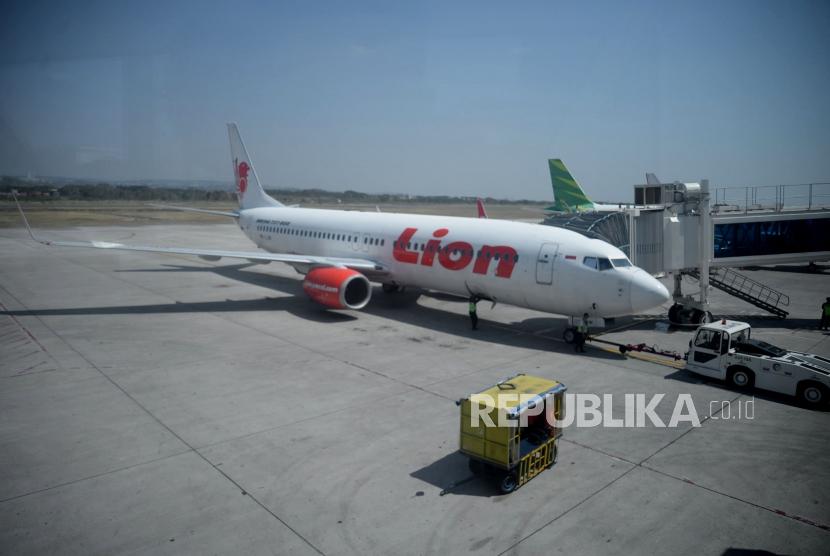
<box><xmin>668</xmin><ymin>303</ymin><xmax>713</xmax><ymax>325</ymax></box>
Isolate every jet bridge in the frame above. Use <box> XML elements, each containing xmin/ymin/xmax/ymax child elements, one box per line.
<box><xmin>628</xmin><ymin>181</ymin><xmax>830</xmax><ymax>323</ymax></box>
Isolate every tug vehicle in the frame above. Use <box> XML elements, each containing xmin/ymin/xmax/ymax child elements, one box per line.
<box><xmin>458</xmin><ymin>374</ymin><xmax>566</xmax><ymax>493</ymax></box>
<box><xmin>686</xmin><ymin>319</ymin><xmax>830</xmax><ymax>407</ymax></box>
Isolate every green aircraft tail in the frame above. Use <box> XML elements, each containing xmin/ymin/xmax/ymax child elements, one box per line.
<box><xmin>545</xmin><ymin>159</ymin><xmax>595</xmax><ymax>213</ymax></box>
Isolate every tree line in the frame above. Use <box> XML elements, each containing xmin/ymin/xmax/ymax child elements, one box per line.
<box><xmin>0</xmin><ymin>176</ymin><xmax>544</xmax><ymax>205</ymax></box>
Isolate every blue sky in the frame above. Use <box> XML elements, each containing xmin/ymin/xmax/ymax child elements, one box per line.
<box><xmin>1</xmin><ymin>0</ymin><xmax>828</xmax><ymax>200</ymax></box>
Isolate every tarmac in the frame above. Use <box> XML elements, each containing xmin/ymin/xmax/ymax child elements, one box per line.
<box><xmin>1</xmin><ymin>223</ymin><xmax>828</xmax><ymax>555</ymax></box>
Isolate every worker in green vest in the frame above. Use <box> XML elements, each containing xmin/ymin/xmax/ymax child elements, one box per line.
<box><xmin>821</xmin><ymin>297</ymin><xmax>830</xmax><ymax>331</ymax></box>
<box><xmin>469</xmin><ymin>296</ymin><xmax>479</xmax><ymax>330</ymax></box>
<box><xmin>574</xmin><ymin>313</ymin><xmax>589</xmax><ymax>353</ymax></box>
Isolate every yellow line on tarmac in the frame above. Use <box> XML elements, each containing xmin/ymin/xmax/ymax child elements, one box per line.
<box><xmin>593</xmin><ymin>316</ymin><xmax>658</xmax><ymax>337</ymax></box>
<box><xmin>592</xmin><ymin>344</ymin><xmax>685</xmax><ymax>369</ymax></box>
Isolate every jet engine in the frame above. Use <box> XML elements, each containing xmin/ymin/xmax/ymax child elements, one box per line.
<box><xmin>302</xmin><ymin>267</ymin><xmax>372</xmax><ymax>310</ymax></box>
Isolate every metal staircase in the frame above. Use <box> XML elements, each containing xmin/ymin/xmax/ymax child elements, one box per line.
<box><xmin>688</xmin><ymin>268</ymin><xmax>790</xmax><ymax>318</ymax></box>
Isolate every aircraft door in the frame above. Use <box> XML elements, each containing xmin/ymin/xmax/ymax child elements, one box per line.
<box><xmin>535</xmin><ymin>243</ymin><xmax>559</xmax><ymax>285</ymax></box>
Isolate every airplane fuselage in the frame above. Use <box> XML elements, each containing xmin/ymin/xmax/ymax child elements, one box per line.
<box><xmin>238</xmin><ymin>206</ymin><xmax>669</xmax><ymax>318</ymax></box>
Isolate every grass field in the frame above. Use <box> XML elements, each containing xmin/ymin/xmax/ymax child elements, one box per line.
<box><xmin>0</xmin><ymin>200</ymin><xmax>548</xmax><ymax>228</ymax></box>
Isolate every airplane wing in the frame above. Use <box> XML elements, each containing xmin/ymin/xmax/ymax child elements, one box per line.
<box><xmin>147</xmin><ymin>204</ymin><xmax>240</xmax><ymax>218</ymax></box>
<box><xmin>14</xmin><ymin>196</ymin><xmax>388</xmax><ymax>277</ymax></box>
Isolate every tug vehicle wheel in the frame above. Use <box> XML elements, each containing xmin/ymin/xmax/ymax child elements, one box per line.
<box><xmin>563</xmin><ymin>328</ymin><xmax>576</xmax><ymax>344</ymax></box>
<box><xmin>727</xmin><ymin>366</ymin><xmax>754</xmax><ymax>389</ymax></box>
<box><xmin>797</xmin><ymin>381</ymin><xmax>828</xmax><ymax>408</ymax></box>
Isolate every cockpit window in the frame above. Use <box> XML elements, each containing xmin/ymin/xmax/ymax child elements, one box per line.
<box><xmin>598</xmin><ymin>258</ymin><xmax>613</xmax><ymax>271</ymax></box>
<box><xmin>582</xmin><ymin>256</ymin><xmax>597</xmax><ymax>269</ymax></box>
<box><xmin>611</xmin><ymin>258</ymin><xmax>632</xmax><ymax>268</ymax></box>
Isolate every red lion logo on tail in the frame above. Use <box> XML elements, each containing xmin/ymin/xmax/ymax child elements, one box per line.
<box><xmin>235</xmin><ymin>159</ymin><xmax>250</xmax><ymax>195</ymax></box>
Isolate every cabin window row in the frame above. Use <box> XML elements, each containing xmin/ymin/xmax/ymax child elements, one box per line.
<box><xmin>255</xmin><ymin>224</ymin><xmax>385</xmax><ymax>246</ymax></box>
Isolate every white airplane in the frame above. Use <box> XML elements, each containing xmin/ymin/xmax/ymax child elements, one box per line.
<box><xmin>17</xmin><ymin>124</ymin><xmax>670</xmax><ymax>333</ymax></box>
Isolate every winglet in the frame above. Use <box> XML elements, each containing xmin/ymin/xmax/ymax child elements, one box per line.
<box><xmin>476</xmin><ymin>198</ymin><xmax>488</xmax><ymax>218</ymax></box>
<box><xmin>12</xmin><ymin>191</ymin><xmax>47</xmax><ymax>245</ymax></box>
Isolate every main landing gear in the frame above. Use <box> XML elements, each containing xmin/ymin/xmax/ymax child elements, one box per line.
<box><xmin>381</xmin><ymin>283</ymin><xmax>403</xmax><ymax>294</ymax></box>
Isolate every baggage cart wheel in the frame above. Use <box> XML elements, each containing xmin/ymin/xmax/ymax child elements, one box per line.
<box><xmin>499</xmin><ymin>472</ymin><xmax>518</xmax><ymax>494</ymax></box>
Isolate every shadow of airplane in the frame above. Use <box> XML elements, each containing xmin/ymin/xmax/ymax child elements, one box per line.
<box><xmin>1</xmin><ymin>262</ymin><xmax>627</xmax><ymax>359</ymax></box>
<box><xmin>4</xmin><ymin>261</ymin><xmax>820</xmax><ymax>359</ymax></box>
<box><xmin>6</xmin><ymin>263</ymin><xmax>824</xmax><ymax>409</ymax></box>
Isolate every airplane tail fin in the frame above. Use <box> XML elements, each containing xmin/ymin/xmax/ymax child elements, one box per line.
<box><xmin>645</xmin><ymin>172</ymin><xmax>661</xmax><ymax>186</ymax></box>
<box><xmin>227</xmin><ymin>123</ymin><xmax>283</xmax><ymax>210</ymax></box>
<box><xmin>545</xmin><ymin>159</ymin><xmax>594</xmax><ymax>213</ymax></box>
<box><xmin>476</xmin><ymin>198</ymin><xmax>488</xmax><ymax>218</ymax></box>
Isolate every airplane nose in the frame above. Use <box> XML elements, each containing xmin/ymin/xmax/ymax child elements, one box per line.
<box><xmin>630</xmin><ymin>272</ymin><xmax>671</xmax><ymax>312</ymax></box>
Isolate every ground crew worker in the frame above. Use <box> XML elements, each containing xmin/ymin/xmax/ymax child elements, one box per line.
<box><xmin>575</xmin><ymin>313</ymin><xmax>589</xmax><ymax>353</ymax></box>
<box><xmin>821</xmin><ymin>297</ymin><xmax>830</xmax><ymax>331</ymax></box>
<box><xmin>469</xmin><ymin>296</ymin><xmax>479</xmax><ymax>330</ymax></box>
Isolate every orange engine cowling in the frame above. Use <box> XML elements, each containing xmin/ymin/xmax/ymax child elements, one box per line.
<box><xmin>302</xmin><ymin>267</ymin><xmax>372</xmax><ymax>310</ymax></box>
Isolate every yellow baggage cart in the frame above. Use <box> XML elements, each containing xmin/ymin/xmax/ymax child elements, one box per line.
<box><xmin>458</xmin><ymin>373</ymin><xmax>566</xmax><ymax>493</ymax></box>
